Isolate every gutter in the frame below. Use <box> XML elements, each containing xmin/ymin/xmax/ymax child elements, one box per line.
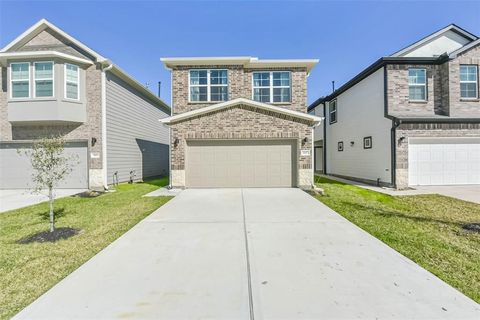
<box><xmin>101</xmin><ymin>62</ymin><xmax>113</xmax><ymax>190</ymax></box>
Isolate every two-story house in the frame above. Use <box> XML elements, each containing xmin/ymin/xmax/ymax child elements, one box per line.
<box><xmin>0</xmin><ymin>19</ymin><xmax>170</xmax><ymax>190</ymax></box>
<box><xmin>309</xmin><ymin>24</ymin><xmax>480</xmax><ymax>189</ymax></box>
<box><xmin>160</xmin><ymin>57</ymin><xmax>322</xmax><ymax>188</ymax></box>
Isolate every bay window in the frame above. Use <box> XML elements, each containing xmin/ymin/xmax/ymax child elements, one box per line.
<box><xmin>10</xmin><ymin>62</ymin><xmax>30</xmax><ymax>98</ymax></box>
<box><xmin>253</xmin><ymin>71</ymin><xmax>291</xmax><ymax>103</ymax></box>
<box><xmin>34</xmin><ymin>61</ymin><xmax>54</xmax><ymax>97</ymax></box>
<box><xmin>65</xmin><ymin>63</ymin><xmax>79</xmax><ymax>100</ymax></box>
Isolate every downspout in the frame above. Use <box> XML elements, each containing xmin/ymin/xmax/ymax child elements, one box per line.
<box><xmin>322</xmin><ymin>102</ymin><xmax>327</xmax><ymax>174</ymax></box>
<box><xmin>391</xmin><ymin>118</ymin><xmax>401</xmax><ymax>188</ymax></box>
<box><xmin>101</xmin><ymin>62</ymin><xmax>113</xmax><ymax>190</ymax></box>
<box><xmin>168</xmin><ymin>69</ymin><xmax>173</xmax><ymax>189</ymax></box>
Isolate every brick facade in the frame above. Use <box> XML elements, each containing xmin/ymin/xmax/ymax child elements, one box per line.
<box><xmin>0</xmin><ymin>28</ymin><xmax>104</xmax><ymax>188</ymax></box>
<box><xmin>169</xmin><ymin>65</ymin><xmax>313</xmax><ymax>188</ymax></box>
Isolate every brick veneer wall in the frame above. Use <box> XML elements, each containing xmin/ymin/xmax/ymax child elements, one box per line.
<box><xmin>171</xmin><ymin>65</ymin><xmax>308</xmax><ymax>114</ymax></box>
<box><xmin>169</xmin><ymin>104</ymin><xmax>313</xmax><ymax>187</ymax></box>
<box><xmin>386</xmin><ymin>64</ymin><xmax>444</xmax><ymax>116</ymax></box>
<box><xmin>448</xmin><ymin>45</ymin><xmax>480</xmax><ymax>117</ymax></box>
<box><xmin>395</xmin><ymin>122</ymin><xmax>480</xmax><ymax>188</ymax></box>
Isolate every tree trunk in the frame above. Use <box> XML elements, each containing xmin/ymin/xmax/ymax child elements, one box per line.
<box><xmin>49</xmin><ymin>187</ymin><xmax>55</xmax><ymax>232</ymax></box>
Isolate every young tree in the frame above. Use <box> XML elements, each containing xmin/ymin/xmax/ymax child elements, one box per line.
<box><xmin>22</xmin><ymin>136</ymin><xmax>78</xmax><ymax>232</ymax></box>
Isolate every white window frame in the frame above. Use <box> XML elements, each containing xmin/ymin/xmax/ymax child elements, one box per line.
<box><xmin>10</xmin><ymin>62</ymin><xmax>30</xmax><ymax>99</ymax></box>
<box><xmin>64</xmin><ymin>63</ymin><xmax>80</xmax><ymax>101</ymax></box>
<box><xmin>188</xmin><ymin>69</ymin><xmax>228</xmax><ymax>102</ymax></box>
<box><xmin>408</xmin><ymin>68</ymin><xmax>427</xmax><ymax>102</ymax></box>
<box><xmin>329</xmin><ymin>99</ymin><xmax>337</xmax><ymax>124</ymax></box>
<box><xmin>252</xmin><ymin>71</ymin><xmax>291</xmax><ymax>103</ymax></box>
<box><xmin>33</xmin><ymin>61</ymin><xmax>54</xmax><ymax>98</ymax></box>
<box><xmin>459</xmin><ymin>65</ymin><xmax>478</xmax><ymax>99</ymax></box>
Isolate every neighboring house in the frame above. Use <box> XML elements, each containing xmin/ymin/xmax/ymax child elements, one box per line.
<box><xmin>309</xmin><ymin>24</ymin><xmax>480</xmax><ymax>189</ymax></box>
<box><xmin>0</xmin><ymin>19</ymin><xmax>170</xmax><ymax>190</ymax></box>
<box><xmin>308</xmin><ymin>101</ymin><xmax>324</xmax><ymax>173</ymax></box>
<box><xmin>160</xmin><ymin>57</ymin><xmax>322</xmax><ymax>188</ymax></box>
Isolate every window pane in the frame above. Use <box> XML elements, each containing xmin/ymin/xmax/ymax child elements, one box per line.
<box><xmin>460</xmin><ymin>65</ymin><xmax>477</xmax><ymax>82</ymax></box>
<box><xmin>210</xmin><ymin>86</ymin><xmax>228</xmax><ymax>101</ymax></box>
<box><xmin>11</xmin><ymin>63</ymin><xmax>29</xmax><ymax>80</ymax></box>
<box><xmin>273</xmin><ymin>87</ymin><xmax>291</xmax><ymax>102</ymax></box>
<box><xmin>66</xmin><ymin>64</ymin><xmax>78</xmax><ymax>83</ymax></box>
<box><xmin>12</xmin><ymin>81</ymin><xmax>29</xmax><ymax>98</ymax></box>
<box><xmin>253</xmin><ymin>88</ymin><xmax>270</xmax><ymax>102</ymax></box>
<box><xmin>35</xmin><ymin>80</ymin><xmax>53</xmax><ymax>97</ymax></box>
<box><xmin>35</xmin><ymin>62</ymin><xmax>53</xmax><ymax>79</ymax></box>
<box><xmin>210</xmin><ymin>70</ymin><xmax>227</xmax><ymax>85</ymax></box>
<box><xmin>273</xmin><ymin>72</ymin><xmax>290</xmax><ymax>86</ymax></box>
<box><xmin>190</xmin><ymin>70</ymin><xmax>208</xmax><ymax>85</ymax></box>
<box><xmin>461</xmin><ymin>83</ymin><xmax>477</xmax><ymax>98</ymax></box>
<box><xmin>408</xmin><ymin>69</ymin><xmax>426</xmax><ymax>85</ymax></box>
<box><xmin>66</xmin><ymin>82</ymin><xmax>78</xmax><ymax>99</ymax></box>
<box><xmin>409</xmin><ymin>86</ymin><xmax>426</xmax><ymax>100</ymax></box>
<box><xmin>253</xmin><ymin>72</ymin><xmax>270</xmax><ymax>87</ymax></box>
<box><xmin>190</xmin><ymin>86</ymin><xmax>208</xmax><ymax>101</ymax></box>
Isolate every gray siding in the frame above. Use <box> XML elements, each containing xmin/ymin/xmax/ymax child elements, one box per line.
<box><xmin>105</xmin><ymin>72</ymin><xmax>169</xmax><ymax>184</ymax></box>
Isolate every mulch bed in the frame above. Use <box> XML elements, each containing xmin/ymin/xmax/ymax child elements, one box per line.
<box><xmin>75</xmin><ymin>191</ymin><xmax>104</xmax><ymax>198</ymax></box>
<box><xmin>462</xmin><ymin>223</ymin><xmax>480</xmax><ymax>233</ymax></box>
<box><xmin>18</xmin><ymin>227</ymin><xmax>81</xmax><ymax>244</ymax></box>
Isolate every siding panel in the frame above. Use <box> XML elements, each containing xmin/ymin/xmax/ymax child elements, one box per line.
<box><xmin>106</xmin><ymin>72</ymin><xmax>169</xmax><ymax>184</ymax></box>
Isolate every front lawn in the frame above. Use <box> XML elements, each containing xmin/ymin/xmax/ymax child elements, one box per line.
<box><xmin>0</xmin><ymin>178</ymin><xmax>172</xmax><ymax>320</ymax></box>
<box><xmin>314</xmin><ymin>177</ymin><xmax>480</xmax><ymax>303</ymax></box>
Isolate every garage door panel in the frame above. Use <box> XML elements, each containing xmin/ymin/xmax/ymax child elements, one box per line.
<box><xmin>409</xmin><ymin>140</ymin><xmax>480</xmax><ymax>186</ymax></box>
<box><xmin>186</xmin><ymin>140</ymin><xmax>295</xmax><ymax>188</ymax></box>
<box><xmin>0</xmin><ymin>141</ymin><xmax>88</xmax><ymax>189</ymax></box>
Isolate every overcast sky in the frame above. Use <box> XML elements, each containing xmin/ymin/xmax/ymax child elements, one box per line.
<box><xmin>1</xmin><ymin>0</ymin><xmax>479</xmax><ymax>106</ymax></box>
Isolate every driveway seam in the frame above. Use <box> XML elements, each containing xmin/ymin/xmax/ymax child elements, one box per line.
<box><xmin>241</xmin><ymin>188</ymin><xmax>255</xmax><ymax>320</ymax></box>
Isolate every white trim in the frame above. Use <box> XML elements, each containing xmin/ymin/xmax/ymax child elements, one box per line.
<box><xmin>0</xmin><ymin>19</ymin><xmax>107</xmax><ymax>62</ymax></box>
<box><xmin>252</xmin><ymin>71</ymin><xmax>291</xmax><ymax>103</ymax></box>
<box><xmin>33</xmin><ymin>61</ymin><xmax>54</xmax><ymax>98</ymax></box>
<box><xmin>64</xmin><ymin>63</ymin><xmax>80</xmax><ymax>101</ymax></box>
<box><xmin>161</xmin><ymin>57</ymin><xmax>319</xmax><ymax>74</ymax></box>
<box><xmin>459</xmin><ymin>65</ymin><xmax>478</xmax><ymax>99</ymax></box>
<box><xmin>0</xmin><ymin>51</ymin><xmax>93</xmax><ymax>66</ymax></box>
<box><xmin>160</xmin><ymin>98</ymin><xmax>323</xmax><ymax>125</ymax></box>
<box><xmin>101</xmin><ymin>64</ymin><xmax>113</xmax><ymax>189</ymax></box>
<box><xmin>9</xmin><ymin>62</ymin><xmax>30</xmax><ymax>99</ymax></box>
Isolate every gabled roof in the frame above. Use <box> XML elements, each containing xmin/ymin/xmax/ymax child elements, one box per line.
<box><xmin>1</xmin><ymin>19</ymin><xmax>170</xmax><ymax>111</ymax></box>
<box><xmin>390</xmin><ymin>24</ymin><xmax>478</xmax><ymax>57</ymax></box>
<box><xmin>160</xmin><ymin>98</ymin><xmax>323</xmax><ymax>125</ymax></box>
<box><xmin>161</xmin><ymin>57</ymin><xmax>319</xmax><ymax>74</ymax></box>
<box><xmin>449</xmin><ymin>38</ymin><xmax>480</xmax><ymax>58</ymax></box>
<box><xmin>0</xmin><ymin>19</ymin><xmax>107</xmax><ymax>62</ymax></box>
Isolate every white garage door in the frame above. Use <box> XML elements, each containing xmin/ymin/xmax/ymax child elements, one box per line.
<box><xmin>408</xmin><ymin>138</ymin><xmax>480</xmax><ymax>186</ymax></box>
<box><xmin>0</xmin><ymin>141</ymin><xmax>88</xmax><ymax>189</ymax></box>
<box><xmin>186</xmin><ymin>140</ymin><xmax>296</xmax><ymax>188</ymax></box>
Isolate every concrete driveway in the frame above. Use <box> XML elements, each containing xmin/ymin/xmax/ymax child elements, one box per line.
<box><xmin>14</xmin><ymin>189</ymin><xmax>479</xmax><ymax>319</ymax></box>
<box><xmin>415</xmin><ymin>185</ymin><xmax>480</xmax><ymax>204</ymax></box>
<box><xmin>0</xmin><ymin>189</ymin><xmax>86</xmax><ymax>213</ymax></box>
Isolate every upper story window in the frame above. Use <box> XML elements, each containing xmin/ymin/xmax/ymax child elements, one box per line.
<box><xmin>10</xmin><ymin>62</ymin><xmax>30</xmax><ymax>98</ymax></box>
<box><xmin>408</xmin><ymin>68</ymin><xmax>426</xmax><ymax>101</ymax></box>
<box><xmin>252</xmin><ymin>71</ymin><xmax>291</xmax><ymax>103</ymax></box>
<box><xmin>460</xmin><ymin>65</ymin><xmax>478</xmax><ymax>99</ymax></box>
<box><xmin>189</xmin><ymin>69</ymin><xmax>228</xmax><ymax>102</ymax></box>
<box><xmin>65</xmin><ymin>63</ymin><xmax>79</xmax><ymax>100</ymax></box>
<box><xmin>34</xmin><ymin>62</ymin><xmax>54</xmax><ymax>97</ymax></box>
<box><xmin>329</xmin><ymin>99</ymin><xmax>337</xmax><ymax>124</ymax></box>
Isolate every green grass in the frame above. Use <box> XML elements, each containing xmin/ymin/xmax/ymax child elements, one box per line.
<box><xmin>0</xmin><ymin>177</ymin><xmax>172</xmax><ymax>319</ymax></box>
<box><xmin>314</xmin><ymin>176</ymin><xmax>480</xmax><ymax>303</ymax></box>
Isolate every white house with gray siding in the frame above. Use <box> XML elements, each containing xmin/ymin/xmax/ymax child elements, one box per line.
<box><xmin>310</xmin><ymin>24</ymin><xmax>480</xmax><ymax>189</ymax></box>
<box><xmin>0</xmin><ymin>19</ymin><xmax>170</xmax><ymax>190</ymax></box>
